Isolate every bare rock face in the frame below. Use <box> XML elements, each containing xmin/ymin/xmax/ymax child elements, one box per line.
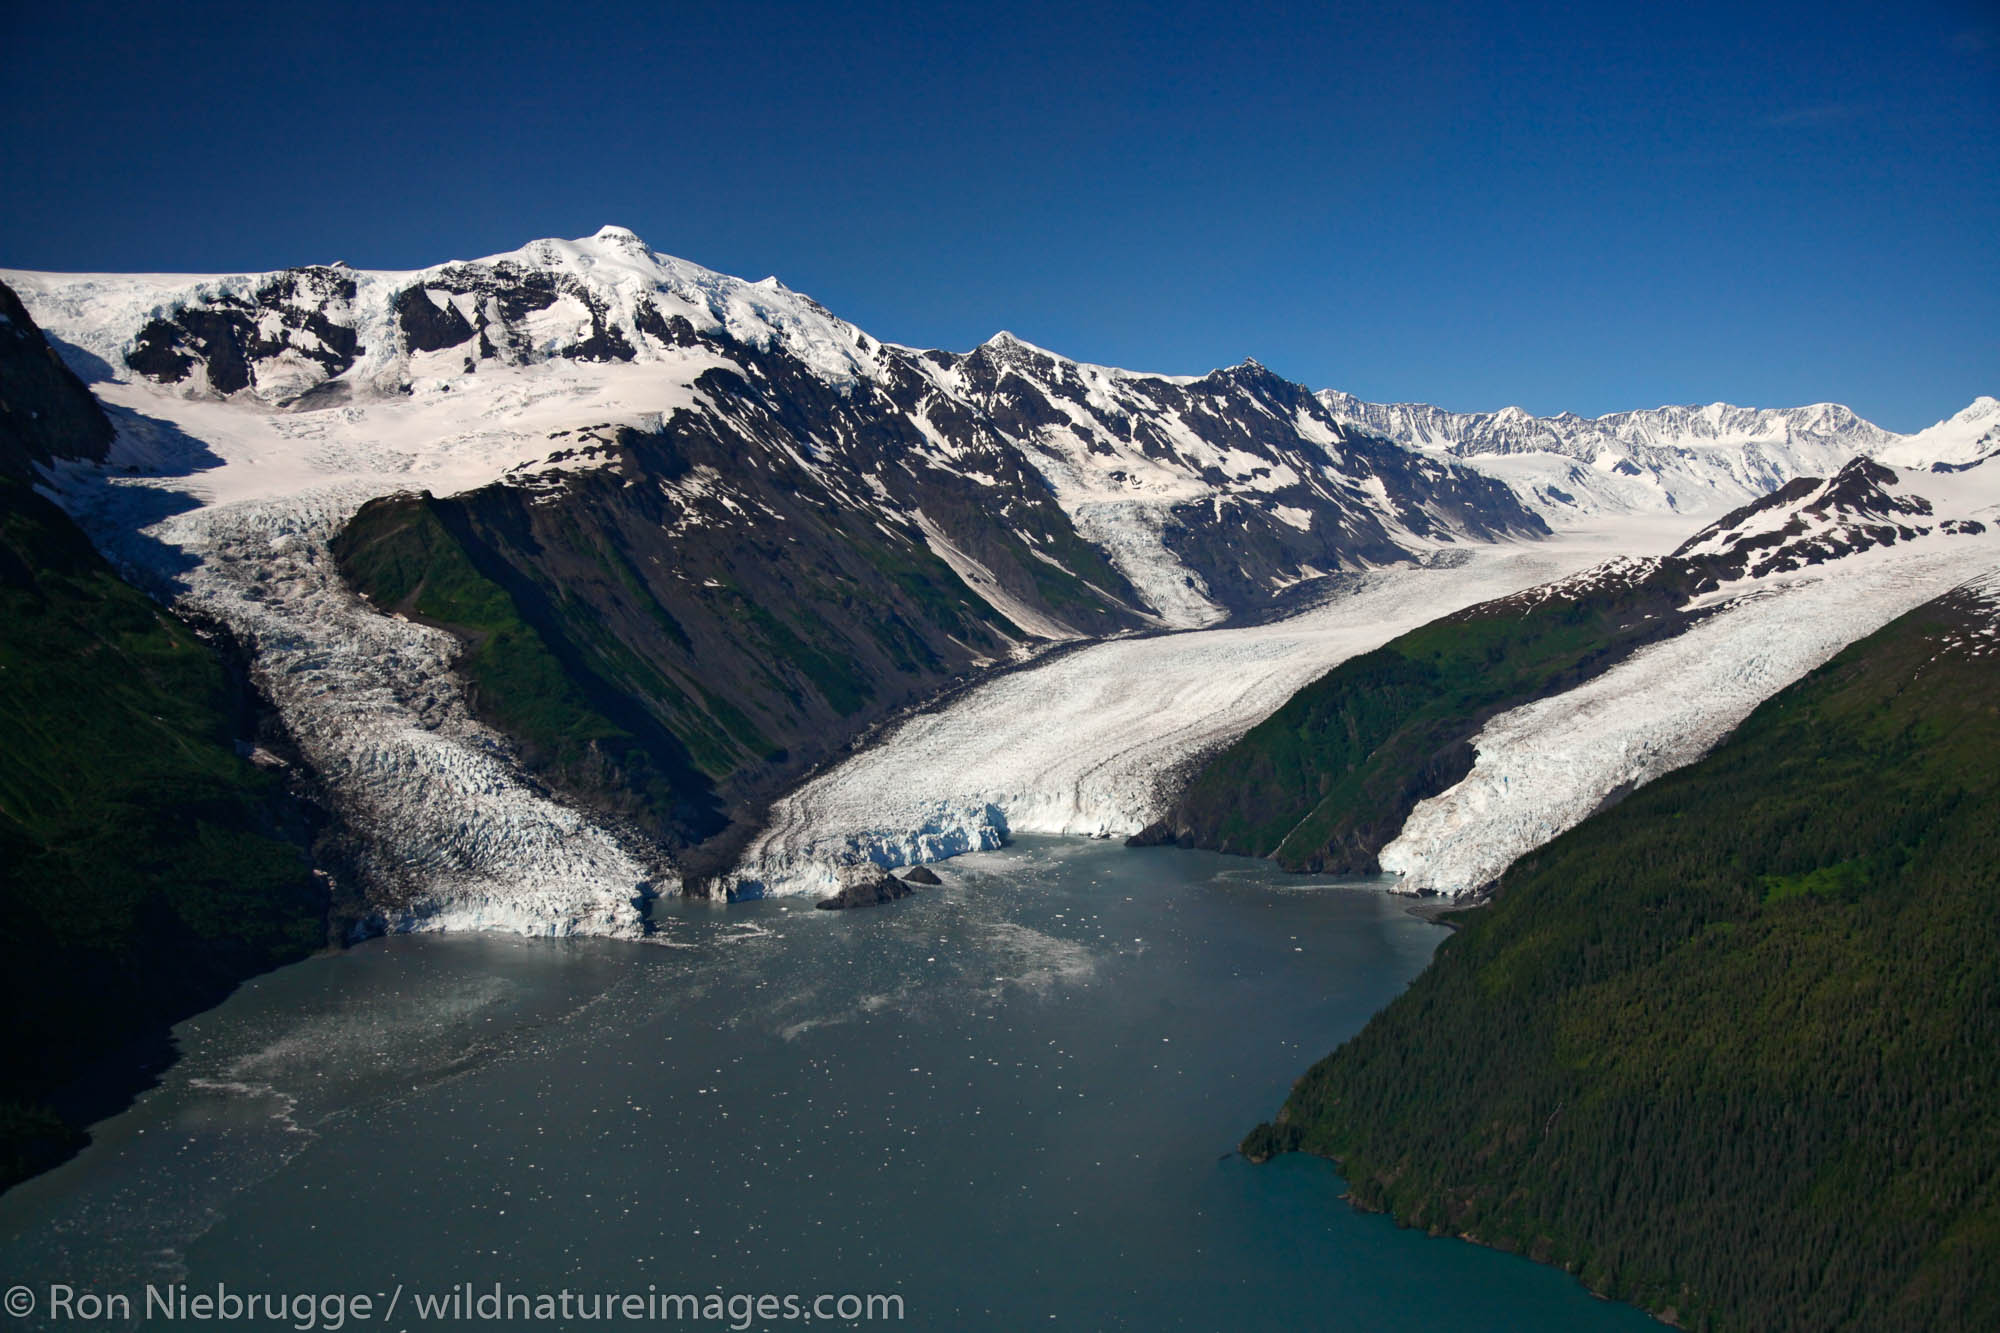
<box><xmin>1669</xmin><ymin>456</ymin><xmax>1955</xmax><ymax>584</ymax></box>
<box><xmin>0</xmin><ymin>280</ymin><xmax>112</xmax><ymax>474</ymax></box>
<box><xmin>814</xmin><ymin>873</ymin><xmax>915</xmax><ymax>911</ymax></box>
<box><xmin>126</xmin><ymin>267</ymin><xmax>360</xmax><ymax>400</ymax></box>
<box><xmin>813</xmin><ymin>859</ymin><xmax>950</xmax><ymax>909</ymax></box>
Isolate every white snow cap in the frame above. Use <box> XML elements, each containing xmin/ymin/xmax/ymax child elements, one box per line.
<box><xmin>1878</xmin><ymin>396</ymin><xmax>2000</xmax><ymax>469</ymax></box>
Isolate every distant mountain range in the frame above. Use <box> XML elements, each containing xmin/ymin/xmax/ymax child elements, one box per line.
<box><xmin>1320</xmin><ymin>387</ymin><xmax>2000</xmax><ymax>518</ymax></box>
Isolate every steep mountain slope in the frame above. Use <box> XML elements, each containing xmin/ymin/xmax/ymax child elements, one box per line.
<box><xmin>0</xmin><ymin>282</ymin><xmax>112</xmax><ymax>469</ymax></box>
<box><xmin>4</xmin><ymin>229</ymin><xmax>1546</xmax><ymax>924</ymax></box>
<box><xmin>925</xmin><ymin>340</ymin><xmax>1544</xmax><ymax>625</ymax></box>
<box><xmin>0</xmin><ymin>283</ymin><xmax>326</xmax><ymax>1190</ymax></box>
<box><xmin>1143</xmin><ymin>455</ymin><xmax>1999</xmax><ymax>880</ymax></box>
<box><xmin>11</xmin><ymin>228</ymin><xmax>1544</xmax><ymax>630</ymax></box>
<box><xmin>329</xmin><ymin>413</ymin><xmax>1034</xmax><ymax>879</ymax></box>
<box><xmin>1243</xmin><ymin>572</ymin><xmax>2000</xmax><ymax>1333</ymax></box>
<box><xmin>1317</xmin><ymin>387</ymin><xmax>1996</xmax><ymax>520</ymax></box>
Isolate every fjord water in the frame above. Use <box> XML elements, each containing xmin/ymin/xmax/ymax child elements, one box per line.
<box><xmin>0</xmin><ymin>840</ymin><xmax>1650</xmax><ymax>1331</ymax></box>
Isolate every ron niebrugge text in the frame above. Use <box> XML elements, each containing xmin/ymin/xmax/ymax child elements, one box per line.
<box><xmin>13</xmin><ymin>1283</ymin><xmax>906</xmax><ymax>1328</ymax></box>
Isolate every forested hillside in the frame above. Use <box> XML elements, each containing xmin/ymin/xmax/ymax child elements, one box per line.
<box><xmin>1242</xmin><ymin>577</ymin><xmax>2000</xmax><ymax>1331</ymax></box>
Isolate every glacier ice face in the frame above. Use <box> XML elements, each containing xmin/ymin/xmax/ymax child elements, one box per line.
<box><xmin>728</xmin><ymin>523</ymin><xmax>1689</xmax><ymax>897</ymax></box>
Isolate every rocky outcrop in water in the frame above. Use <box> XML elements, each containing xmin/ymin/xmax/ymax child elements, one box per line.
<box><xmin>815</xmin><ymin>873</ymin><xmax>918</xmax><ymax>910</ymax></box>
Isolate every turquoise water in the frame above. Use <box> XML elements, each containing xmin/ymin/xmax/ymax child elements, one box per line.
<box><xmin>0</xmin><ymin>839</ymin><xmax>1653</xmax><ymax>1330</ymax></box>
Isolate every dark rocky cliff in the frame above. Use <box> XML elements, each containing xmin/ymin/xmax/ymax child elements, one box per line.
<box><xmin>0</xmin><ymin>282</ymin><xmax>329</xmax><ymax>1192</ymax></box>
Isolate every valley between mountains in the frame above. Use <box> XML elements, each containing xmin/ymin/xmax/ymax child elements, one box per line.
<box><xmin>6</xmin><ymin>227</ymin><xmax>1995</xmax><ymax>935</ymax></box>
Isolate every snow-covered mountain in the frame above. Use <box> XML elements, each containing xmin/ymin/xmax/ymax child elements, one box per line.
<box><xmin>0</xmin><ymin>228</ymin><xmax>1543</xmax><ymax>929</ymax></box>
<box><xmin>10</xmin><ymin>227</ymin><xmax>1543</xmax><ymax>626</ymax></box>
<box><xmin>7</xmin><ymin>227</ymin><xmax>1988</xmax><ymax>929</ymax></box>
<box><xmin>1317</xmin><ymin>388</ymin><xmax>1999</xmax><ymax>520</ymax></box>
<box><xmin>1878</xmin><ymin>395</ymin><xmax>2000</xmax><ymax>469</ymax></box>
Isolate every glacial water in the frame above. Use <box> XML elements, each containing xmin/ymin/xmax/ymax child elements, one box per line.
<box><xmin>0</xmin><ymin>839</ymin><xmax>1654</xmax><ymax>1331</ymax></box>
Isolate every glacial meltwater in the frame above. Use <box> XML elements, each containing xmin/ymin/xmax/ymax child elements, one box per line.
<box><xmin>0</xmin><ymin>840</ymin><xmax>1653</xmax><ymax>1331</ymax></box>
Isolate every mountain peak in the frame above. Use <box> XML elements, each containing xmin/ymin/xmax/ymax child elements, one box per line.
<box><xmin>979</xmin><ymin>330</ymin><xmax>1062</xmax><ymax>363</ymax></box>
<box><xmin>1205</xmin><ymin>357</ymin><xmax>1280</xmax><ymax>387</ymax></box>
<box><xmin>591</xmin><ymin>224</ymin><xmax>646</xmax><ymax>245</ymax></box>
<box><xmin>1876</xmin><ymin>395</ymin><xmax>2000</xmax><ymax>469</ymax></box>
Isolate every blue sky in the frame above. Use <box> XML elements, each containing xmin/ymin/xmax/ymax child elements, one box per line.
<box><xmin>2</xmin><ymin>0</ymin><xmax>1993</xmax><ymax>431</ymax></box>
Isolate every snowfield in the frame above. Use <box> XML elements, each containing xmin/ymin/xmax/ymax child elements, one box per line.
<box><xmin>729</xmin><ymin>521</ymin><xmax>1691</xmax><ymax>897</ymax></box>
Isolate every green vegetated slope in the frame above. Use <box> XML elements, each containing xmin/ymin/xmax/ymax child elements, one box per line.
<box><xmin>332</xmin><ymin>424</ymin><xmax>1034</xmax><ymax>877</ymax></box>
<box><xmin>1243</xmin><ymin>582</ymin><xmax>2000</xmax><ymax>1332</ymax></box>
<box><xmin>1141</xmin><ymin>567</ymin><xmax>1690</xmax><ymax>871</ymax></box>
<box><xmin>0</xmin><ymin>282</ymin><xmax>325</xmax><ymax>1192</ymax></box>
<box><xmin>0</xmin><ymin>497</ymin><xmax>327</xmax><ymax>1183</ymax></box>
<box><xmin>334</xmin><ymin>490</ymin><xmax>730</xmax><ymax>848</ymax></box>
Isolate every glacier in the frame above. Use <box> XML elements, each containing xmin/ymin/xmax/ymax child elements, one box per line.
<box><xmin>49</xmin><ymin>475</ymin><xmax>665</xmax><ymax>937</ymax></box>
<box><xmin>729</xmin><ymin>522</ymin><xmax>1690</xmax><ymax>897</ymax></box>
<box><xmin>1379</xmin><ymin>461</ymin><xmax>2000</xmax><ymax>897</ymax></box>
<box><xmin>8</xmin><ymin>228</ymin><xmax>1993</xmax><ymax>933</ymax></box>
